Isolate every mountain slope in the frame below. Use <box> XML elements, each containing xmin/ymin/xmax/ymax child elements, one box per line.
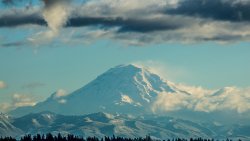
<box><xmin>10</xmin><ymin>64</ymin><xmax>189</xmax><ymax>117</ymax></box>
<box><xmin>0</xmin><ymin>113</ymin><xmax>23</xmax><ymax>137</ymax></box>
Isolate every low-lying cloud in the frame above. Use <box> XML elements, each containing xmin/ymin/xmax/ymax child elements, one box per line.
<box><xmin>12</xmin><ymin>93</ymin><xmax>36</xmax><ymax>107</ymax></box>
<box><xmin>0</xmin><ymin>93</ymin><xmax>36</xmax><ymax>112</ymax></box>
<box><xmin>152</xmin><ymin>86</ymin><xmax>250</xmax><ymax>114</ymax></box>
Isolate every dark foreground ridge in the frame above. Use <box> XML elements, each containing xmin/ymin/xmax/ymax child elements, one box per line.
<box><xmin>0</xmin><ymin>134</ymin><xmax>242</xmax><ymax>141</ymax></box>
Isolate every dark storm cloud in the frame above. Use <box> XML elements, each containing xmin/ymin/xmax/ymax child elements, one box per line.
<box><xmin>22</xmin><ymin>82</ymin><xmax>45</xmax><ymax>89</ymax></box>
<box><xmin>0</xmin><ymin>12</ymin><xmax>45</xmax><ymax>27</ymax></box>
<box><xmin>2</xmin><ymin>0</ymin><xmax>250</xmax><ymax>32</ymax></box>
<box><xmin>68</xmin><ymin>16</ymin><xmax>182</xmax><ymax>33</ymax></box>
<box><xmin>0</xmin><ymin>12</ymin><xmax>183</xmax><ymax>33</ymax></box>
<box><xmin>167</xmin><ymin>0</ymin><xmax>250</xmax><ymax>22</ymax></box>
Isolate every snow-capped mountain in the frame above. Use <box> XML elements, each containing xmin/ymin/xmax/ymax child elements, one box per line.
<box><xmin>3</xmin><ymin>63</ymin><xmax>250</xmax><ymax>139</ymax></box>
<box><xmin>10</xmin><ymin>64</ymin><xmax>189</xmax><ymax>117</ymax></box>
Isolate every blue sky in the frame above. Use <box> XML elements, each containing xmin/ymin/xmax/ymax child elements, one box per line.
<box><xmin>1</xmin><ymin>0</ymin><xmax>250</xmax><ymax>112</ymax></box>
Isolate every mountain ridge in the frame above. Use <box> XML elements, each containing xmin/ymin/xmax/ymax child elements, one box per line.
<box><xmin>1</xmin><ymin>111</ymin><xmax>250</xmax><ymax>139</ymax></box>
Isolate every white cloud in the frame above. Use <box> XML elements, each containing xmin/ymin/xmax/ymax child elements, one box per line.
<box><xmin>0</xmin><ymin>89</ymin><xmax>68</xmax><ymax>112</ymax></box>
<box><xmin>0</xmin><ymin>81</ymin><xmax>7</xmax><ymax>89</ymax></box>
<box><xmin>53</xmin><ymin>89</ymin><xmax>68</xmax><ymax>99</ymax></box>
<box><xmin>152</xmin><ymin>92</ymin><xmax>190</xmax><ymax>112</ymax></box>
<box><xmin>12</xmin><ymin>93</ymin><xmax>36</xmax><ymax>108</ymax></box>
<box><xmin>194</xmin><ymin>98</ymin><xmax>219</xmax><ymax>113</ymax></box>
<box><xmin>133</xmin><ymin>61</ymin><xmax>188</xmax><ymax>82</ymax></box>
<box><xmin>152</xmin><ymin>86</ymin><xmax>250</xmax><ymax>114</ymax></box>
<box><xmin>53</xmin><ymin>89</ymin><xmax>68</xmax><ymax>104</ymax></box>
<box><xmin>216</xmin><ymin>87</ymin><xmax>250</xmax><ymax>113</ymax></box>
<box><xmin>0</xmin><ymin>93</ymin><xmax>37</xmax><ymax>112</ymax></box>
<box><xmin>176</xmin><ymin>83</ymin><xmax>215</xmax><ymax>98</ymax></box>
<box><xmin>42</xmin><ymin>0</ymin><xmax>70</xmax><ymax>34</ymax></box>
<box><xmin>29</xmin><ymin>0</ymin><xmax>71</xmax><ymax>44</ymax></box>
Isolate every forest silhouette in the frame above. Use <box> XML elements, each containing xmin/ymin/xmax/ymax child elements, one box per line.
<box><xmin>0</xmin><ymin>133</ymin><xmax>242</xmax><ymax>141</ymax></box>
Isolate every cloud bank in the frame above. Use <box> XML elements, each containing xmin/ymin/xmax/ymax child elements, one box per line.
<box><xmin>1</xmin><ymin>0</ymin><xmax>250</xmax><ymax>46</ymax></box>
<box><xmin>152</xmin><ymin>86</ymin><xmax>250</xmax><ymax>114</ymax></box>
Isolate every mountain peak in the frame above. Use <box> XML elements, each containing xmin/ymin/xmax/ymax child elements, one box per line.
<box><xmin>104</xmin><ymin>64</ymin><xmax>147</xmax><ymax>77</ymax></box>
<box><xmin>114</xmin><ymin>64</ymin><xmax>142</xmax><ymax>69</ymax></box>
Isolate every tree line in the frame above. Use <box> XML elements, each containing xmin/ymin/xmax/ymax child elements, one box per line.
<box><xmin>0</xmin><ymin>133</ymin><xmax>242</xmax><ymax>141</ymax></box>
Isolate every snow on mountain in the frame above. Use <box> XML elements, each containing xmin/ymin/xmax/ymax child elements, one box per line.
<box><xmin>0</xmin><ymin>113</ymin><xmax>23</xmax><ymax>137</ymax></box>
<box><xmin>1</xmin><ymin>111</ymin><xmax>247</xmax><ymax>140</ymax></box>
<box><xmin>10</xmin><ymin>64</ymin><xmax>189</xmax><ymax>117</ymax></box>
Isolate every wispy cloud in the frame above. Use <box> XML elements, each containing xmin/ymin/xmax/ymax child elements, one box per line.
<box><xmin>133</xmin><ymin>61</ymin><xmax>189</xmax><ymax>82</ymax></box>
<box><xmin>0</xmin><ymin>81</ymin><xmax>7</xmax><ymax>89</ymax></box>
<box><xmin>21</xmin><ymin>82</ymin><xmax>45</xmax><ymax>89</ymax></box>
<box><xmin>0</xmin><ymin>93</ymin><xmax>37</xmax><ymax>112</ymax></box>
<box><xmin>12</xmin><ymin>93</ymin><xmax>36</xmax><ymax>107</ymax></box>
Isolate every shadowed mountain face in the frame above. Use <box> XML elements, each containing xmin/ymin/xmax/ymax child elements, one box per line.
<box><xmin>10</xmin><ymin>64</ymin><xmax>187</xmax><ymax>117</ymax></box>
<box><xmin>2</xmin><ymin>111</ymin><xmax>249</xmax><ymax>140</ymax></box>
